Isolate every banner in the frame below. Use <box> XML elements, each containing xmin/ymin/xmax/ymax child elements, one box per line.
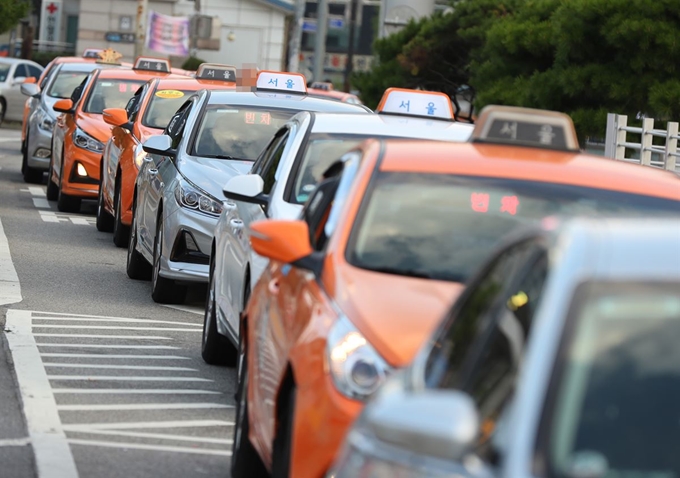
<box><xmin>145</xmin><ymin>11</ymin><xmax>190</xmax><ymax>56</ymax></box>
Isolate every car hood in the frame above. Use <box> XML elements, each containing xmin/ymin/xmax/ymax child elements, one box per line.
<box><xmin>76</xmin><ymin>112</ymin><xmax>113</xmax><ymax>143</ymax></box>
<box><xmin>330</xmin><ymin>262</ymin><xmax>465</xmax><ymax>368</ymax></box>
<box><xmin>178</xmin><ymin>156</ymin><xmax>252</xmax><ymax>199</ymax></box>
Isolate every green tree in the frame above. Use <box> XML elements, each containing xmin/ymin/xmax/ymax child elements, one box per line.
<box><xmin>471</xmin><ymin>0</ymin><xmax>680</xmax><ymax>139</ymax></box>
<box><xmin>0</xmin><ymin>0</ymin><xmax>29</xmax><ymax>35</ymax></box>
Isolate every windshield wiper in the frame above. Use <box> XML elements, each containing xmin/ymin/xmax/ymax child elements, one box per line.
<box><xmin>365</xmin><ymin>265</ymin><xmax>433</xmax><ymax>279</ymax></box>
<box><xmin>208</xmin><ymin>154</ymin><xmax>251</xmax><ymax>161</ymax></box>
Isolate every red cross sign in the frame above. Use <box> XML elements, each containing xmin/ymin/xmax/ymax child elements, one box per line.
<box><xmin>47</xmin><ymin>3</ymin><xmax>58</xmax><ymax>14</ymax></box>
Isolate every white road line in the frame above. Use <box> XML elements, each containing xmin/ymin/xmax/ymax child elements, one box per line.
<box><xmin>33</xmin><ymin>325</ymin><xmax>201</xmax><ymax>332</ymax></box>
<box><xmin>66</xmin><ymin>429</ymin><xmax>232</xmax><ymax>445</ymax></box>
<box><xmin>32</xmin><ymin>317</ymin><xmax>201</xmax><ymax>327</ymax></box>
<box><xmin>0</xmin><ymin>137</ymin><xmax>20</xmax><ymax>143</ymax></box>
<box><xmin>63</xmin><ymin>420</ymin><xmax>231</xmax><ymax>430</ymax></box>
<box><xmin>32</xmin><ymin>198</ymin><xmax>50</xmax><ymax>209</ymax></box>
<box><xmin>33</xmin><ymin>334</ymin><xmax>172</xmax><ymax>340</ymax></box>
<box><xmin>28</xmin><ymin>187</ymin><xmax>46</xmax><ymax>197</ymax></box>
<box><xmin>43</xmin><ymin>363</ymin><xmax>198</xmax><ymax>371</ymax></box>
<box><xmin>70</xmin><ymin>218</ymin><xmax>90</xmax><ymax>226</ymax></box>
<box><xmin>67</xmin><ymin>438</ymin><xmax>231</xmax><ymax>456</ymax></box>
<box><xmin>0</xmin><ymin>218</ymin><xmax>22</xmax><ymax>306</ymax></box>
<box><xmin>57</xmin><ymin>403</ymin><xmax>232</xmax><ymax>412</ymax></box>
<box><xmin>52</xmin><ymin>389</ymin><xmax>222</xmax><ymax>395</ymax></box>
<box><xmin>31</xmin><ymin>310</ymin><xmax>200</xmax><ymax>322</ymax></box>
<box><xmin>0</xmin><ymin>437</ymin><xmax>31</xmax><ymax>447</ymax></box>
<box><xmin>4</xmin><ymin>310</ymin><xmax>79</xmax><ymax>477</ymax></box>
<box><xmin>40</xmin><ymin>353</ymin><xmax>190</xmax><ymax>360</ymax></box>
<box><xmin>37</xmin><ymin>344</ymin><xmax>180</xmax><ymax>349</ymax></box>
<box><xmin>47</xmin><ymin>376</ymin><xmax>213</xmax><ymax>382</ymax></box>
<box><xmin>161</xmin><ymin>304</ymin><xmax>204</xmax><ymax>316</ymax></box>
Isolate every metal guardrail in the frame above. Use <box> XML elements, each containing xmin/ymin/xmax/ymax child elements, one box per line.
<box><xmin>604</xmin><ymin>113</ymin><xmax>679</xmax><ymax>171</ymax></box>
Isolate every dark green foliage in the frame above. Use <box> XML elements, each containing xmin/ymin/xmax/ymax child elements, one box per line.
<box><xmin>0</xmin><ymin>0</ymin><xmax>29</xmax><ymax>35</ymax></box>
<box><xmin>181</xmin><ymin>56</ymin><xmax>205</xmax><ymax>71</ymax></box>
<box><xmin>31</xmin><ymin>51</ymin><xmax>70</xmax><ymax>67</ymax></box>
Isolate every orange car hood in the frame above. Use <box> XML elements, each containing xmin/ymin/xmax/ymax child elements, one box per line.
<box><xmin>331</xmin><ymin>262</ymin><xmax>464</xmax><ymax>368</ymax></box>
<box><xmin>76</xmin><ymin>112</ymin><xmax>113</xmax><ymax>143</ymax></box>
<box><xmin>138</xmin><ymin>124</ymin><xmax>163</xmax><ymax>142</ymax></box>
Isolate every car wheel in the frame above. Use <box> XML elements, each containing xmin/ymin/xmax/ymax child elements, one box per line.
<box><xmin>126</xmin><ymin>201</ymin><xmax>151</xmax><ymax>280</ymax></box>
<box><xmin>0</xmin><ymin>98</ymin><xmax>5</xmax><ymax>127</ymax></box>
<box><xmin>56</xmin><ymin>155</ymin><xmax>80</xmax><ymax>213</ymax></box>
<box><xmin>151</xmin><ymin>215</ymin><xmax>186</xmax><ymax>304</ymax></box>
<box><xmin>112</xmin><ymin>180</ymin><xmax>130</xmax><ymax>247</ymax></box>
<box><xmin>46</xmin><ymin>144</ymin><xmax>59</xmax><ymax>200</ymax></box>
<box><xmin>271</xmin><ymin>386</ymin><xmax>295</xmax><ymax>478</ymax></box>
<box><xmin>231</xmin><ymin>337</ymin><xmax>269</xmax><ymax>478</ymax></box>
<box><xmin>201</xmin><ymin>257</ymin><xmax>238</xmax><ymax>366</ymax></box>
<box><xmin>96</xmin><ymin>176</ymin><xmax>114</xmax><ymax>232</ymax></box>
<box><xmin>22</xmin><ymin>132</ymin><xmax>43</xmax><ymax>184</ymax></box>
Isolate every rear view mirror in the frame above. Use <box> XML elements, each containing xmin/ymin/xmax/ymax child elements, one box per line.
<box><xmin>103</xmin><ymin>108</ymin><xmax>129</xmax><ymax>128</ymax></box>
<box><xmin>249</xmin><ymin>219</ymin><xmax>316</xmax><ymax>268</ymax></box>
<box><xmin>222</xmin><ymin>174</ymin><xmax>268</xmax><ymax>208</ymax></box>
<box><xmin>53</xmin><ymin>98</ymin><xmax>74</xmax><ymax>114</ymax></box>
<box><xmin>365</xmin><ymin>388</ymin><xmax>479</xmax><ymax>463</ymax></box>
<box><xmin>142</xmin><ymin>134</ymin><xmax>174</xmax><ymax>157</ymax></box>
<box><xmin>21</xmin><ymin>83</ymin><xmax>40</xmax><ymax>98</ymax></box>
<box><xmin>12</xmin><ymin>76</ymin><xmax>27</xmax><ymax>86</ymax></box>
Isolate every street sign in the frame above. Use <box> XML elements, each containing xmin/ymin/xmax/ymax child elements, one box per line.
<box><xmin>302</xmin><ymin>17</ymin><xmax>345</xmax><ymax>33</ymax></box>
<box><xmin>105</xmin><ymin>32</ymin><xmax>136</xmax><ymax>44</ymax></box>
<box><xmin>328</xmin><ymin>17</ymin><xmax>345</xmax><ymax>29</ymax></box>
<box><xmin>302</xmin><ymin>20</ymin><xmax>317</xmax><ymax>33</ymax></box>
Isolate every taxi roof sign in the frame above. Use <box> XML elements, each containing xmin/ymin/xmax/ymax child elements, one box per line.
<box><xmin>196</xmin><ymin>63</ymin><xmax>237</xmax><ymax>82</ymax></box>
<box><xmin>376</xmin><ymin>88</ymin><xmax>454</xmax><ymax>121</ymax></box>
<box><xmin>82</xmin><ymin>48</ymin><xmax>104</xmax><ymax>59</ymax></box>
<box><xmin>310</xmin><ymin>81</ymin><xmax>333</xmax><ymax>91</ymax></box>
<box><xmin>472</xmin><ymin>105</ymin><xmax>580</xmax><ymax>152</ymax></box>
<box><xmin>256</xmin><ymin>71</ymin><xmax>307</xmax><ymax>94</ymax></box>
<box><xmin>133</xmin><ymin>56</ymin><xmax>171</xmax><ymax>73</ymax></box>
<box><xmin>96</xmin><ymin>48</ymin><xmax>123</xmax><ymax>65</ymax></box>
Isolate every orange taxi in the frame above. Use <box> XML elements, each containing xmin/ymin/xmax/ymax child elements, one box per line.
<box><xmin>307</xmin><ymin>81</ymin><xmax>362</xmax><ymax>105</ymax></box>
<box><xmin>232</xmin><ymin>106</ymin><xmax>680</xmax><ymax>478</ymax></box>
<box><xmin>97</xmin><ymin>63</ymin><xmax>239</xmax><ymax>246</ymax></box>
<box><xmin>48</xmin><ymin>54</ymin><xmax>179</xmax><ymax>212</ymax></box>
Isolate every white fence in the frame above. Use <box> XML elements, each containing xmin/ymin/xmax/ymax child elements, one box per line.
<box><xmin>604</xmin><ymin>113</ymin><xmax>680</xmax><ymax>171</ymax></box>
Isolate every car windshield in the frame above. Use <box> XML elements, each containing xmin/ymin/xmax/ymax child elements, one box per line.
<box><xmin>539</xmin><ymin>282</ymin><xmax>680</xmax><ymax>478</ymax></box>
<box><xmin>47</xmin><ymin>71</ymin><xmax>90</xmax><ymax>99</ymax></box>
<box><xmin>192</xmin><ymin>106</ymin><xmax>295</xmax><ymax>160</ymax></box>
<box><xmin>291</xmin><ymin>134</ymin><xmax>366</xmax><ymax>204</ymax></box>
<box><xmin>142</xmin><ymin>89</ymin><xmax>195</xmax><ymax>129</ymax></box>
<box><xmin>346</xmin><ymin>174</ymin><xmax>680</xmax><ymax>282</ymax></box>
<box><xmin>0</xmin><ymin>63</ymin><xmax>10</xmax><ymax>82</ymax></box>
<box><xmin>83</xmin><ymin>79</ymin><xmax>145</xmax><ymax>114</ymax></box>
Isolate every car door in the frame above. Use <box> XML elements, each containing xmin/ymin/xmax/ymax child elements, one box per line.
<box><xmin>6</xmin><ymin>63</ymin><xmax>28</xmax><ymax>119</ymax></box>
<box><xmin>221</xmin><ymin>128</ymin><xmax>291</xmax><ymax>334</ymax></box>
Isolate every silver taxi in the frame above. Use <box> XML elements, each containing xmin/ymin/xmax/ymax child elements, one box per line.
<box><xmin>20</xmin><ymin>62</ymin><xmax>103</xmax><ymax>183</ymax></box>
<box><xmin>127</xmin><ymin>71</ymin><xmax>369</xmax><ymax>304</ymax></box>
<box><xmin>329</xmin><ymin>216</ymin><xmax>680</xmax><ymax>478</ymax></box>
<box><xmin>203</xmin><ymin>88</ymin><xmax>474</xmax><ymax>365</ymax></box>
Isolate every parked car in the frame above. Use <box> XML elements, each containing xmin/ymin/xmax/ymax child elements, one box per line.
<box><xmin>0</xmin><ymin>58</ymin><xmax>43</xmax><ymax>124</ymax></box>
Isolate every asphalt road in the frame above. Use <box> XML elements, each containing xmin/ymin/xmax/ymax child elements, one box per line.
<box><xmin>0</xmin><ymin>127</ymin><xmax>237</xmax><ymax>478</ymax></box>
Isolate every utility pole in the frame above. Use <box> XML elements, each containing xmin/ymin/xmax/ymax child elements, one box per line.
<box><xmin>134</xmin><ymin>0</ymin><xmax>149</xmax><ymax>58</ymax></box>
<box><xmin>312</xmin><ymin>0</ymin><xmax>328</xmax><ymax>82</ymax></box>
<box><xmin>287</xmin><ymin>0</ymin><xmax>306</xmax><ymax>72</ymax></box>
<box><xmin>343</xmin><ymin>0</ymin><xmax>358</xmax><ymax>92</ymax></box>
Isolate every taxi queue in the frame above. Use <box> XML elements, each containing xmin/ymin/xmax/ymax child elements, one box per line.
<box><xmin>18</xmin><ymin>48</ymin><xmax>680</xmax><ymax>478</ymax></box>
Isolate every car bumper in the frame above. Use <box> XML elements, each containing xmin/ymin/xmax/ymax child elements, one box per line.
<box><xmin>159</xmin><ymin>207</ymin><xmax>217</xmax><ymax>283</ymax></box>
<box><xmin>61</xmin><ymin>147</ymin><xmax>101</xmax><ymax>198</ymax></box>
<box><xmin>26</xmin><ymin>124</ymin><xmax>53</xmax><ymax>170</ymax></box>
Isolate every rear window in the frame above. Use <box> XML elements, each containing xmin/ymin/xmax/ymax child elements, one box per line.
<box><xmin>47</xmin><ymin>71</ymin><xmax>89</xmax><ymax>99</ymax></box>
<box><xmin>191</xmin><ymin>105</ymin><xmax>295</xmax><ymax>160</ymax></box>
<box><xmin>83</xmin><ymin>79</ymin><xmax>145</xmax><ymax>114</ymax></box>
<box><xmin>142</xmin><ymin>88</ymin><xmax>195</xmax><ymax>129</ymax></box>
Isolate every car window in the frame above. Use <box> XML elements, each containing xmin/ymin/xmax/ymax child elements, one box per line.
<box><xmin>258</xmin><ymin>130</ymin><xmax>290</xmax><ymax>195</ymax></box>
<box><xmin>0</xmin><ymin>62</ymin><xmax>10</xmax><ymax>82</ymax></box>
<box><xmin>26</xmin><ymin>65</ymin><xmax>42</xmax><ymax>80</ymax></box>
<box><xmin>70</xmin><ymin>77</ymin><xmax>89</xmax><ymax>105</ymax></box>
<box><xmin>47</xmin><ymin>70</ymin><xmax>90</xmax><ymax>99</ymax></box>
<box><xmin>142</xmin><ymin>89</ymin><xmax>196</xmax><ymax>129</ymax></box>
<box><xmin>14</xmin><ymin>64</ymin><xmax>28</xmax><ymax>79</ymax></box>
<box><xmin>125</xmin><ymin>86</ymin><xmax>146</xmax><ymax>123</ymax></box>
<box><xmin>83</xmin><ymin>78</ymin><xmax>145</xmax><ymax>114</ymax></box>
<box><xmin>165</xmin><ymin>100</ymin><xmax>193</xmax><ymax>150</ymax></box>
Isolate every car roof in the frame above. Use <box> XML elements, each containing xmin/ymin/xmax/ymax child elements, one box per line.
<box><xmin>374</xmin><ymin>140</ymin><xmax>680</xmax><ymax>200</ymax></box>
<box><xmin>309</xmin><ymin>112</ymin><xmax>473</xmax><ymax>142</ymax></box>
<box><xmin>151</xmin><ymin>77</ymin><xmax>235</xmax><ymax>91</ymax></box>
<box><xmin>55</xmin><ymin>62</ymin><xmax>107</xmax><ymax>73</ymax></box>
<box><xmin>206</xmin><ymin>90</ymin><xmax>369</xmax><ymax>113</ymax></box>
<box><xmin>95</xmin><ymin>68</ymin><xmax>181</xmax><ymax>80</ymax></box>
<box><xmin>308</xmin><ymin>89</ymin><xmax>357</xmax><ymax>101</ymax></box>
<box><xmin>0</xmin><ymin>58</ymin><xmax>40</xmax><ymax>66</ymax></box>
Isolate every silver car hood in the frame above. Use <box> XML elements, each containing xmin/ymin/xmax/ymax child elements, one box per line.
<box><xmin>178</xmin><ymin>156</ymin><xmax>252</xmax><ymax>200</ymax></box>
<box><xmin>40</xmin><ymin>95</ymin><xmax>60</xmax><ymax>120</ymax></box>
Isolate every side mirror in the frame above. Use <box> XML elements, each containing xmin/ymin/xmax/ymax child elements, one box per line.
<box><xmin>12</xmin><ymin>76</ymin><xmax>27</xmax><ymax>86</ymax></box>
<box><xmin>20</xmin><ymin>82</ymin><xmax>40</xmax><ymax>98</ymax></box>
<box><xmin>53</xmin><ymin>98</ymin><xmax>74</xmax><ymax>114</ymax></box>
<box><xmin>142</xmin><ymin>134</ymin><xmax>174</xmax><ymax>157</ymax></box>
<box><xmin>23</xmin><ymin>77</ymin><xmax>37</xmax><ymax>84</ymax></box>
<box><xmin>364</xmin><ymin>388</ymin><xmax>479</xmax><ymax>463</ymax></box>
<box><xmin>222</xmin><ymin>174</ymin><xmax>268</xmax><ymax>208</ymax></box>
<box><xmin>102</xmin><ymin>108</ymin><xmax>129</xmax><ymax>128</ymax></box>
<box><xmin>249</xmin><ymin>219</ymin><xmax>319</xmax><ymax>272</ymax></box>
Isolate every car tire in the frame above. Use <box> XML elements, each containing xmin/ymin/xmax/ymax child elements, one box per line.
<box><xmin>271</xmin><ymin>386</ymin><xmax>295</xmax><ymax>478</ymax></box>
<box><xmin>0</xmin><ymin>98</ymin><xmax>5</xmax><ymax>127</ymax></box>
<box><xmin>112</xmin><ymin>180</ymin><xmax>130</xmax><ymax>247</ymax></box>
<box><xmin>126</xmin><ymin>202</ymin><xmax>152</xmax><ymax>280</ymax></box>
<box><xmin>96</xmin><ymin>179</ymin><xmax>114</xmax><ymax>232</ymax></box>
<box><xmin>46</xmin><ymin>146</ymin><xmax>59</xmax><ymax>200</ymax></box>
<box><xmin>22</xmin><ymin>132</ymin><xmax>43</xmax><ymax>184</ymax></box>
<box><xmin>56</xmin><ymin>156</ymin><xmax>80</xmax><ymax>213</ymax></box>
<box><xmin>151</xmin><ymin>215</ymin><xmax>186</xmax><ymax>304</ymax></box>
<box><xmin>231</xmin><ymin>337</ymin><xmax>269</xmax><ymax>478</ymax></box>
<box><xmin>201</xmin><ymin>257</ymin><xmax>238</xmax><ymax>366</ymax></box>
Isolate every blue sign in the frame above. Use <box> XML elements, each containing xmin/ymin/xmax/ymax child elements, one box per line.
<box><xmin>302</xmin><ymin>20</ymin><xmax>317</xmax><ymax>32</ymax></box>
<box><xmin>302</xmin><ymin>17</ymin><xmax>345</xmax><ymax>33</ymax></box>
<box><xmin>328</xmin><ymin>18</ymin><xmax>345</xmax><ymax>29</ymax></box>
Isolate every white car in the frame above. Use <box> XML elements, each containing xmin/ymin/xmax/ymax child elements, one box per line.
<box><xmin>203</xmin><ymin>87</ymin><xmax>475</xmax><ymax>364</ymax></box>
<box><xmin>0</xmin><ymin>58</ymin><xmax>43</xmax><ymax>124</ymax></box>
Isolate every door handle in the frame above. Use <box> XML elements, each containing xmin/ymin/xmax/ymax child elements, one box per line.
<box><xmin>268</xmin><ymin>278</ymin><xmax>280</xmax><ymax>295</ymax></box>
<box><xmin>230</xmin><ymin>219</ymin><xmax>244</xmax><ymax>228</ymax></box>
<box><xmin>223</xmin><ymin>200</ymin><xmax>237</xmax><ymax>210</ymax></box>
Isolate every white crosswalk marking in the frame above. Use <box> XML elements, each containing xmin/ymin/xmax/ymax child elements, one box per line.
<box><xmin>38</xmin><ymin>211</ymin><xmax>97</xmax><ymax>226</ymax></box>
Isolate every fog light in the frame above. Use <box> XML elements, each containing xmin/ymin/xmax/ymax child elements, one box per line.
<box><xmin>34</xmin><ymin>148</ymin><xmax>51</xmax><ymax>158</ymax></box>
<box><xmin>184</xmin><ymin>232</ymin><xmax>199</xmax><ymax>252</ymax></box>
<box><xmin>76</xmin><ymin>163</ymin><xmax>88</xmax><ymax>177</ymax></box>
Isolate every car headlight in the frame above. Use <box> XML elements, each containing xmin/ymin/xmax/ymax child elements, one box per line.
<box><xmin>327</xmin><ymin>315</ymin><xmax>391</xmax><ymax>401</ymax></box>
<box><xmin>134</xmin><ymin>144</ymin><xmax>147</xmax><ymax>170</ymax></box>
<box><xmin>37</xmin><ymin>108</ymin><xmax>54</xmax><ymax>132</ymax></box>
<box><xmin>174</xmin><ymin>179</ymin><xmax>223</xmax><ymax>217</ymax></box>
<box><xmin>73</xmin><ymin>127</ymin><xmax>104</xmax><ymax>153</ymax></box>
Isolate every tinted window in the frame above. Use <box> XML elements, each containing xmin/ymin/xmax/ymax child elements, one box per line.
<box><xmin>259</xmin><ymin>131</ymin><xmax>289</xmax><ymax>195</ymax></box>
<box><xmin>165</xmin><ymin>101</ymin><xmax>193</xmax><ymax>150</ymax></box>
<box><xmin>537</xmin><ymin>282</ymin><xmax>680</xmax><ymax>478</ymax></box>
<box><xmin>347</xmin><ymin>174</ymin><xmax>680</xmax><ymax>283</ymax></box>
<box><xmin>192</xmin><ymin>105</ymin><xmax>295</xmax><ymax>160</ymax></box>
<box><xmin>47</xmin><ymin>71</ymin><xmax>90</xmax><ymax>99</ymax></box>
<box><xmin>83</xmin><ymin>79</ymin><xmax>145</xmax><ymax>114</ymax></box>
<box><xmin>142</xmin><ymin>89</ymin><xmax>195</xmax><ymax>129</ymax></box>
<box><xmin>26</xmin><ymin>65</ymin><xmax>42</xmax><ymax>79</ymax></box>
<box><xmin>0</xmin><ymin>62</ymin><xmax>10</xmax><ymax>82</ymax></box>
<box><xmin>124</xmin><ymin>87</ymin><xmax>144</xmax><ymax>123</ymax></box>
<box><xmin>14</xmin><ymin>64</ymin><xmax>28</xmax><ymax>79</ymax></box>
